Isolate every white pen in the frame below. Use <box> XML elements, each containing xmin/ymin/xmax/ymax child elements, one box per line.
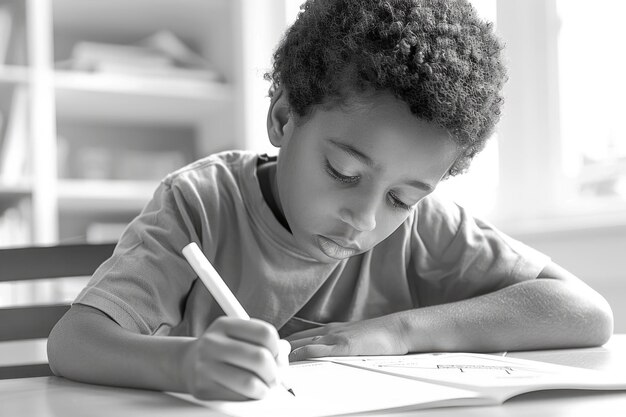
<box><xmin>182</xmin><ymin>242</ymin><xmax>295</xmax><ymax>397</ymax></box>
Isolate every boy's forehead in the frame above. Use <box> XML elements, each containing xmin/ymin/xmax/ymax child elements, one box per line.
<box><xmin>311</xmin><ymin>94</ymin><xmax>452</xmax><ymax>146</ymax></box>
<box><xmin>308</xmin><ymin>98</ymin><xmax>459</xmax><ymax>180</ymax></box>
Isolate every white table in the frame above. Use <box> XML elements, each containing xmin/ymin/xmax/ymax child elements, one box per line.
<box><xmin>2</xmin><ymin>335</ymin><xmax>626</xmax><ymax>416</ymax></box>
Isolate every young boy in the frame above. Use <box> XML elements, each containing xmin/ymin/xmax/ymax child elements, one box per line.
<box><xmin>48</xmin><ymin>0</ymin><xmax>613</xmax><ymax>402</ymax></box>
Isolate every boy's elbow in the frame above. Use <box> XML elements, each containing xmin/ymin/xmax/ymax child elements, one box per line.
<box><xmin>549</xmin><ymin>279</ymin><xmax>614</xmax><ymax>348</ymax></box>
<box><xmin>47</xmin><ymin>313</ymin><xmax>71</xmax><ymax>376</ymax></box>
<box><xmin>47</xmin><ymin>305</ymin><xmax>90</xmax><ymax>377</ymax></box>
<box><xmin>592</xmin><ymin>297</ymin><xmax>614</xmax><ymax>346</ymax></box>
<box><xmin>575</xmin><ymin>287</ymin><xmax>614</xmax><ymax>347</ymax></box>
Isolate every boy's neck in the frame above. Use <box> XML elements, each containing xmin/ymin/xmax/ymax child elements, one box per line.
<box><xmin>256</xmin><ymin>155</ymin><xmax>291</xmax><ymax>232</ymax></box>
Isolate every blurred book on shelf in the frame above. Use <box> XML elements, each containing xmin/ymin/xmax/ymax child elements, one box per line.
<box><xmin>56</xmin><ymin>135</ymin><xmax>70</xmax><ymax>179</ymax></box>
<box><xmin>56</xmin><ymin>30</ymin><xmax>222</xmax><ymax>83</ymax></box>
<box><xmin>0</xmin><ymin>85</ymin><xmax>30</xmax><ymax>185</ymax></box>
<box><xmin>86</xmin><ymin>222</ymin><xmax>127</xmax><ymax>243</ymax></box>
<box><xmin>0</xmin><ymin>1</ymin><xmax>26</xmax><ymax>66</ymax></box>
<box><xmin>57</xmin><ymin>141</ymin><xmax>186</xmax><ymax>182</ymax></box>
<box><xmin>115</xmin><ymin>149</ymin><xmax>185</xmax><ymax>181</ymax></box>
<box><xmin>0</xmin><ymin>198</ymin><xmax>31</xmax><ymax>248</ymax></box>
<box><xmin>74</xmin><ymin>146</ymin><xmax>114</xmax><ymax>180</ymax></box>
<box><xmin>71</xmin><ymin>42</ymin><xmax>174</xmax><ymax>70</ymax></box>
<box><xmin>0</xmin><ymin>4</ymin><xmax>13</xmax><ymax>64</ymax></box>
<box><xmin>0</xmin><ymin>110</ymin><xmax>5</xmax><ymax>169</ymax></box>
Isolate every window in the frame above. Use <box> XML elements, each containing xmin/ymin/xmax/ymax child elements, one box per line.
<box><xmin>557</xmin><ymin>0</ymin><xmax>626</xmax><ymax>206</ymax></box>
<box><xmin>491</xmin><ymin>0</ymin><xmax>626</xmax><ymax>235</ymax></box>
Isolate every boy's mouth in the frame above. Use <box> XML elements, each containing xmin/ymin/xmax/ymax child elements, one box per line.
<box><xmin>316</xmin><ymin>235</ymin><xmax>360</xmax><ymax>260</ymax></box>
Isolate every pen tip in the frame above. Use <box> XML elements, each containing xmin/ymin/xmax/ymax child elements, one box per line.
<box><xmin>288</xmin><ymin>388</ymin><xmax>296</xmax><ymax>397</ymax></box>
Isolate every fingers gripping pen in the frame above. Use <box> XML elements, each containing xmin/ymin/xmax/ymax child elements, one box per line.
<box><xmin>182</xmin><ymin>242</ymin><xmax>295</xmax><ymax>397</ymax></box>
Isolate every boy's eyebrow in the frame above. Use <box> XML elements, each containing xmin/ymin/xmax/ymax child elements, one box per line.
<box><xmin>328</xmin><ymin>139</ymin><xmax>375</xmax><ymax>168</ymax></box>
<box><xmin>327</xmin><ymin>139</ymin><xmax>434</xmax><ymax>192</ymax></box>
<box><xmin>404</xmin><ymin>179</ymin><xmax>434</xmax><ymax>192</ymax></box>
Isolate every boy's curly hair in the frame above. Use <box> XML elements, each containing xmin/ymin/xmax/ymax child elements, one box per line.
<box><xmin>265</xmin><ymin>0</ymin><xmax>507</xmax><ymax>176</ymax></box>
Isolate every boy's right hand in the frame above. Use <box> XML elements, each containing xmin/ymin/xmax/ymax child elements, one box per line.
<box><xmin>180</xmin><ymin>316</ymin><xmax>283</xmax><ymax>401</ymax></box>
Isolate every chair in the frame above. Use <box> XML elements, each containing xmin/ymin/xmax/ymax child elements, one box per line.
<box><xmin>0</xmin><ymin>243</ymin><xmax>115</xmax><ymax>379</ymax></box>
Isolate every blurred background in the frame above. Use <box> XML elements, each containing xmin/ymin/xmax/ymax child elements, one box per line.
<box><xmin>0</xmin><ymin>0</ymin><xmax>624</xmax><ymax>332</ymax></box>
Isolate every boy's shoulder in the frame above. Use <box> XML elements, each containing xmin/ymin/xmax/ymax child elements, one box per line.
<box><xmin>407</xmin><ymin>192</ymin><xmax>469</xmax><ymax>252</ymax></box>
<box><xmin>415</xmin><ymin>192</ymin><xmax>464</xmax><ymax>229</ymax></box>
<box><xmin>161</xmin><ymin>150</ymin><xmax>258</xmax><ymax>189</ymax></box>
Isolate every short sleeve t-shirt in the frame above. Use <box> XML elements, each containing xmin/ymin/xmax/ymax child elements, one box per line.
<box><xmin>74</xmin><ymin>150</ymin><xmax>550</xmax><ymax>338</ymax></box>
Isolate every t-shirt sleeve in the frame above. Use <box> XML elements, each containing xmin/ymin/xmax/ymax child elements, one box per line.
<box><xmin>409</xmin><ymin>195</ymin><xmax>551</xmax><ymax>307</ymax></box>
<box><xmin>73</xmin><ymin>178</ymin><xmax>204</xmax><ymax>335</ymax></box>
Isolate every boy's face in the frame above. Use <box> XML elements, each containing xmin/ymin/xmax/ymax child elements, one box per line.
<box><xmin>270</xmin><ymin>92</ymin><xmax>459</xmax><ymax>263</ymax></box>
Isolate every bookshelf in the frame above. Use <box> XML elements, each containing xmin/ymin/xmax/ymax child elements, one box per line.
<box><xmin>0</xmin><ymin>0</ymin><xmax>286</xmax><ymax>247</ymax></box>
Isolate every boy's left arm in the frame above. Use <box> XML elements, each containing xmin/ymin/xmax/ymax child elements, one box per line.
<box><xmin>287</xmin><ymin>261</ymin><xmax>614</xmax><ymax>361</ymax></box>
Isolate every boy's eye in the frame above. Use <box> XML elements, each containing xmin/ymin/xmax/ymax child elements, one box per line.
<box><xmin>324</xmin><ymin>159</ymin><xmax>359</xmax><ymax>184</ymax></box>
<box><xmin>325</xmin><ymin>159</ymin><xmax>413</xmax><ymax>211</ymax></box>
<box><xmin>388</xmin><ymin>191</ymin><xmax>411</xmax><ymax>211</ymax></box>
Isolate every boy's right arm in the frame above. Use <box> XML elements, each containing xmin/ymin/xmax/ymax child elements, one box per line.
<box><xmin>47</xmin><ymin>304</ymin><xmax>282</xmax><ymax>401</ymax></box>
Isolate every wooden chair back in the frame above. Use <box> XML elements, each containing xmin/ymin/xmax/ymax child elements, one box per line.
<box><xmin>0</xmin><ymin>243</ymin><xmax>115</xmax><ymax>379</ymax></box>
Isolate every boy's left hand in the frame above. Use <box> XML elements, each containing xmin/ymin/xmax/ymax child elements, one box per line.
<box><xmin>285</xmin><ymin>317</ymin><xmax>409</xmax><ymax>362</ymax></box>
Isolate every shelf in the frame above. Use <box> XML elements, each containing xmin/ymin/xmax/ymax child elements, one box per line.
<box><xmin>57</xmin><ymin>179</ymin><xmax>157</xmax><ymax>212</ymax></box>
<box><xmin>0</xmin><ymin>66</ymin><xmax>29</xmax><ymax>84</ymax></box>
<box><xmin>2</xmin><ymin>0</ymin><xmax>254</xmax><ymax>243</ymax></box>
<box><xmin>0</xmin><ymin>183</ymin><xmax>31</xmax><ymax>210</ymax></box>
<box><xmin>0</xmin><ymin>182</ymin><xmax>32</xmax><ymax>197</ymax></box>
<box><xmin>54</xmin><ymin>71</ymin><xmax>233</xmax><ymax>124</ymax></box>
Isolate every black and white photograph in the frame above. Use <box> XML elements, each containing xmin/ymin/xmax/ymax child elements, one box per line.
<box><xmin>1</xmin><ymin>0</ymin><xmax>625</xmax><ymax>416</ymax></box>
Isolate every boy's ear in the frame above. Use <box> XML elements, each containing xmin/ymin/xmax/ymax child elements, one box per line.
<box><xmin>267</xmin><ymin>87</ymin><xmax>292</xmax><ymax>147</ymax></box>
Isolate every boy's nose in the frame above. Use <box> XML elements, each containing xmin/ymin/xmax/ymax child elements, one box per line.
<box><xmin>339</xmin><ymin>201</ymin><xmax>377</xmax><ymax>232</ymax></box>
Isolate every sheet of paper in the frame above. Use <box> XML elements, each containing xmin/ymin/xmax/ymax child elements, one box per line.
<box><xmin>170</xmin><ymin>360</ymin><xmax>483</xmax><ymax>417</ymax></box>
<box><xmin>320</xmin><ymin>353</ymin><xmax>566</xmax><ymax>386</ymax></box>
<box><xmin>320</xmin><ymin>352</ymin><xmax>626</xmax><ymax>399</ymax></box>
